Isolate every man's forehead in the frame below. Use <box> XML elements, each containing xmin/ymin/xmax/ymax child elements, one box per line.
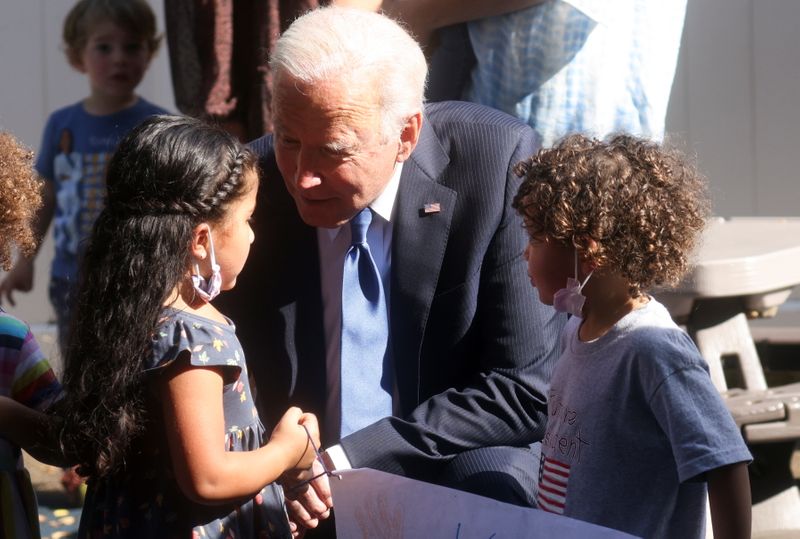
<box><xmin>275</xmin><ymin>75</ymin><xmax>378</xmax><ymax>115</ymax></box>
<box><xmin>273</xmin><ymin>99</ymin><xmax>380</xmax><ymax>146</ymax></box>
<box><xmin>273</xmin><ymin>113</ymin><xmax>365</xmax><ymax>142</ymax></box>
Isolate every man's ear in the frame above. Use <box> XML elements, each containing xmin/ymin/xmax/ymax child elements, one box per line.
<box><xmin>396</xmin><ymin>111</ymin><xmax>423</xmax><ymax>163</ymax></box>
<box><xmin>191</xmin><ymin>223</ymin><xmax>211</xmax><ymax>261</ymax></box>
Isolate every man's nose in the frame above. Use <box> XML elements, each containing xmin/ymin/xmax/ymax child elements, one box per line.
<box><xmin>294</xmin><ymin>150</ymin><xmax>322</xmax><ymax>189</ymax></box>
<box><xmin>295</xmin><ymin>170</ymin><xmax>322</xmax><ymax>190</ymax></box>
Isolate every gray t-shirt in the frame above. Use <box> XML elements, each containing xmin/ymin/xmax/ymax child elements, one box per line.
<box><xmin>537</xmin><ymin>299</ymin><xmax>751</xmax><ymax>538</ymax></box>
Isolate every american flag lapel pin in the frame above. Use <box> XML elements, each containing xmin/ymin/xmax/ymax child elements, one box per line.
<box><xmin>422</xmin><ymin>202</ymin><xmax>441</xmax><ymax>215</ymax></box>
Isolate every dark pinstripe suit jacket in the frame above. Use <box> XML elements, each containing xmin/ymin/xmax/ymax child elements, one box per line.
<box><xmin>219</xmin><ymin>101</ymin><xmax>565</xmax><ymax>479</ymax></box>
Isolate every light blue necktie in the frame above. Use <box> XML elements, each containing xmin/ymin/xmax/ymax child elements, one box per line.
<box><xmin>340</xmin><ymin>208</ymin><xmax>392</xmax><ymax>438</ymax></box>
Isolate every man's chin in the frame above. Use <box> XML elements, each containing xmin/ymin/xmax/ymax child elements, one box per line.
<box><xmin>309</xmin><ymin>219</ymin><xmax>350</xmax><ymax>230</ymax></box>
<box><xmin>295</xmin><ymin>202</ymin><xmax>350</xmax><ymax>229</ymax></box>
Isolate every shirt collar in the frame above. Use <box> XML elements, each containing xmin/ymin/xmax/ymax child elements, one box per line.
<box><xmin>322</xmin><ymin>161</ymin><xmax>404</xmax><ymax>241</ymax></box>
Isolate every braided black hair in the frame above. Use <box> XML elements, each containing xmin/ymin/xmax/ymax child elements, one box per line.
<box><xmin>57</xmin><ymin>115</ymin><xmax>257</xmax><ymax>478</ymax></box>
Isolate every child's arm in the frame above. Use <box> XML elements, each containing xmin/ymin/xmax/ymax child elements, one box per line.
<box><xmin>0</xmin><ymin>396</ymin><xmax>68</xmax><ymax>467</ymax></box>
<box><xmin>159</xmin><ymin>359</ymin><xmax>319</xmax><ymax>505</ymax></box>
<box><xmin>0</xmin><ymin>181</ymin><xmax>55</xmax><ymax>305</ymax></box>
<box><xmin>707</xmin><ymin>461</ymin><xmax>751</xmax><ymax>539</ymax></box>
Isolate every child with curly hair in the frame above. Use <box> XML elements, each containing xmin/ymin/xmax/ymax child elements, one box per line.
<box><xmin>0</xmin><ymin>131</ymin><xmax>63</xmax><ymax>539</ymax></box>
<box><xmin>513</xmin><ymin>134</ymin><xmax>752</xmax><ymax>538</ymax></box>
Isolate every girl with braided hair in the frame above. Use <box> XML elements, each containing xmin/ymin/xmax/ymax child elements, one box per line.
<box><xmin>56</xmin><ymin>115</ymin><xmax>319</xmax><ymax>538</ymax></box>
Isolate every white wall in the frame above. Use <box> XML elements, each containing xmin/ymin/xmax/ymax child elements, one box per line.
<box><xmin>1</xmin><ymin>0</ymin><xmax>799</xmax><ymax>326</ymax></box>
<box><xmin>665</xmin><ymin>0</ymin><xmax>800</xmax><ymax>216</ymax></box>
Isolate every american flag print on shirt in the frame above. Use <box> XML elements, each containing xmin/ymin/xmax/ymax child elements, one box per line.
<box><xmin>537</xmin><ymin>454</ymin><xmax>571</xmax><ymax>514</ymax></box>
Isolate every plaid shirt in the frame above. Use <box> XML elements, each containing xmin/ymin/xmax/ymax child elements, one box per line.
<box><xmin>466</xmin><ymin>0</ymin><xmax>687</xmax><ymax>147</ymax></box>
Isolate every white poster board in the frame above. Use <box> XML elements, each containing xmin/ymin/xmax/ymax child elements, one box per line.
<box><xmin>330</xmin><ymin>468</ymin><xmax>638</xmax><ymax>538</ymax></box>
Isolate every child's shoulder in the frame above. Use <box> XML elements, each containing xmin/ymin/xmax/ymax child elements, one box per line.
<box><xmin>0</xmin><ymin>308</ymin><xmax>31</xmax><ymax>341</ymax></box>
<box><xmin>621</xmin><ymin>299</ymin><xmax>704</xmax><ymax>369</ymax></box>
<box><xmin>158</xmin><ymin>306</ymin><xmax>234</xmax><ymax>331</ymax></box>
<box><xmin>97</xmin><ymin>98</ymin><xmax>169</xmax><ymax>129</ymax></box>
<box><xmin>44</xmin><ymin>98</ymin><xmax>167</xmax><ymax>128</ymax></box>
<box><xmin>154</xmin><ymin>307</ymin><xmax>236</xmax><ymax>354</ymax></box>
<box><xmin>39</xmin><ymin>102</ymin><xmax>86</xmax><ymax>141</ymax></box>
<box><xmin>45</xmin><ymin>100</ymin><xmax>87</xmax><ymax>123</ymax></box>
<box><xmin>133</xmin><ymin>97</ymin><xmax>170</xmax><ymax>117</ymax></box>
<box><xmin>148</xmin><ymin>307</ymin><xmax>241</xmax><ymax>373</ymax></box>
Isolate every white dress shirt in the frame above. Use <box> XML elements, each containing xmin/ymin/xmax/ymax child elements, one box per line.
<box><xmin>317</xmin><ymin>163</ymin><xmax>403</xmax><ymax>467</ymax></box>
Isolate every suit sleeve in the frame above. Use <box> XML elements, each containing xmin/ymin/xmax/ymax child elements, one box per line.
<box><xmin>340</xmin><ymin>123</ymin><xmax>566</xmax><ymax>477</ymax></box>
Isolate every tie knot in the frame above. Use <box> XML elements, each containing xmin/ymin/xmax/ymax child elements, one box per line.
<box><xmin>349</xmin><ymin>208</ymin><xmax>372</xmax><ymax>245</ymax></box>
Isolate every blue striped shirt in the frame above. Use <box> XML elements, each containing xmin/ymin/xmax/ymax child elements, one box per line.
<box><xmin>466</xmin><ymin>0</ymin><xmax>687</xmax><ymax>146</ymax></box>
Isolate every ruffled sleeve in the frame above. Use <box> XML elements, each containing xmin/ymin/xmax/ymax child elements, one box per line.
<box><xmin>146</xmin><ymin>311</ymin><xmax>244</xmax><ymax>375</ymax></box>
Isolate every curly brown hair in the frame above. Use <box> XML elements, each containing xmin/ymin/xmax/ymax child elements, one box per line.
<box><xmin>513</xmin><ymin>133</ymin><xmax>710</xmax><ymax>296</ymax></box>
<box><xmin>0</xmin><ymin>132</ymin><xmax>43</xmax><ymax>271</ymax></box>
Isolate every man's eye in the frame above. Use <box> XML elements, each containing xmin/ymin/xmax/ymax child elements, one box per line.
<box><xmin>323</xmin><ymin>147</ymin><xmax>352</xmax><ymax>159</ymax></box>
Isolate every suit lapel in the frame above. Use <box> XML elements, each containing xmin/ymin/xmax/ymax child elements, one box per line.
<box><xmin>271</xmin><ymin>182</ymin><xmax>327</xmax><ymax>416</ymax></box>
<box><xmin>392</xmin><ymin>118</ymin><xmax>456</xmax><ymax>414</ymax></box>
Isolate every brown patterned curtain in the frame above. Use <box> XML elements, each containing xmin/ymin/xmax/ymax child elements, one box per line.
<box><xmin>164</xmin><ymin>0</ymin><xmax>328</xmax><ymax>141</ymax></box>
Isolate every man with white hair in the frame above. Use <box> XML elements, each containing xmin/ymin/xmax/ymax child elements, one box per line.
<box><xmin>220</xmin><ymin>6</ymin><xmax>564</xmax><ymax>535</ymax></box>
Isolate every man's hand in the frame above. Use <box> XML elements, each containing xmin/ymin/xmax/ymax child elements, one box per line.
<box><xmin>0</xmin><ymin>258</ymin><xmax>34</xmax><ymax>306</ymax></box>
<box><xmin>282</xmin><ymin>459</ymin><xmax>333</xmax><ymax>534</ymax></box>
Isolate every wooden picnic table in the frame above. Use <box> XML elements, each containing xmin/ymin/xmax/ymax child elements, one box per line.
<box><xmin>656</xmin><ymin>217</ymin><xmax>800</xmax><ymax>538</ymax></box>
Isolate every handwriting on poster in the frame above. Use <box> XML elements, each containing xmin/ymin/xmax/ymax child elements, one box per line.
<box><xmin>330</xmin><ymin>468</ymin><xmax>637</xmax><ymax>538</ymax></box>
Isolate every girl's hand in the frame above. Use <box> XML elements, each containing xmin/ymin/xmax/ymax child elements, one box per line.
<box><xmin>298</xmin><ymin>412</ymin><xmax>321</xmax><ymax>453</ymax></box>
<box><xmin>269</xmin><ymin>407</ymin><xmax>317</xmax><ymax>471</ymax></box>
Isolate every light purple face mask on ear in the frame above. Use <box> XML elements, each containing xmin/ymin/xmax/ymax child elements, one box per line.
<box><xmin>552</xmin><ymin>249</ymin><xmax>593</xmax><ymax>318</ymax></box>
<box><xmin>191</xmin><ymin>231</ymin><xmax>222</xmax><ymax>302</ymax></box>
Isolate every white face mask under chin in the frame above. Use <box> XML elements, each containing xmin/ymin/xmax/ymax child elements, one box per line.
<box><xmin>191</xmin><ymin>231</ymin><xmax>222</xmax><ymax>302</ymax></box>
<box><xmin>552</xmin><ymin>248</ymin><xmax>593</xmax><ymax>318</ymax></box>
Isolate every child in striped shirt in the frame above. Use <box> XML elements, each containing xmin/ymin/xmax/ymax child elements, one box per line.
<box><xmin>0</xmin><ymin>131</ymin><xmax>63</xmax><ymax>539</ymax></box>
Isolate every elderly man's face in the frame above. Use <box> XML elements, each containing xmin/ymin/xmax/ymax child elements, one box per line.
<box><xmin>272</xmin><ymin>76</ymin><xmax>410</xmax><ymax>228</ymax></box>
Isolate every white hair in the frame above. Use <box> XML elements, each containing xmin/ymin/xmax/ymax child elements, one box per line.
<box><xmin>270</xmin><ymin>6</ymin><xmax>428</xmax><ymax>140</ymax></box>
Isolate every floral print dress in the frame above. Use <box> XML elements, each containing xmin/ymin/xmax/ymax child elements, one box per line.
<box><xmin>78</xmin><ymin>308</ymin><xmax>292</xmax><ymax>538</ymax></box>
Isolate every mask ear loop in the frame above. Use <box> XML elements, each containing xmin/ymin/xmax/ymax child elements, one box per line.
<box><xmin>194</xmin><ymin>232</ymin><xmax>220</xmax><ymax>279</ymax></box>
<box><xmin>191</xmin><ymin>231</ymin><xmax>222</xmax><ymax>302</ymax></box>
<box><xmin>573</xmin><ymin>248</ymin><xmax>579</xmax><ymax>279</ymax></box>
<box><xmin>575</xmin><ymin>248</ymin><xmax>594</xmax><ymax>291</ymax></box>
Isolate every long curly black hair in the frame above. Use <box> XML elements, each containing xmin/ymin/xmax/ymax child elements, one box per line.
<box><xmin>56</xmin><ymin>115</ymin><xmax>257</xmax><ymax>478</ymax></box>
<box><xmin>513</xmin><ymin>133</ymin><xmax>709</xmax><ymax>297</ymax></box>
